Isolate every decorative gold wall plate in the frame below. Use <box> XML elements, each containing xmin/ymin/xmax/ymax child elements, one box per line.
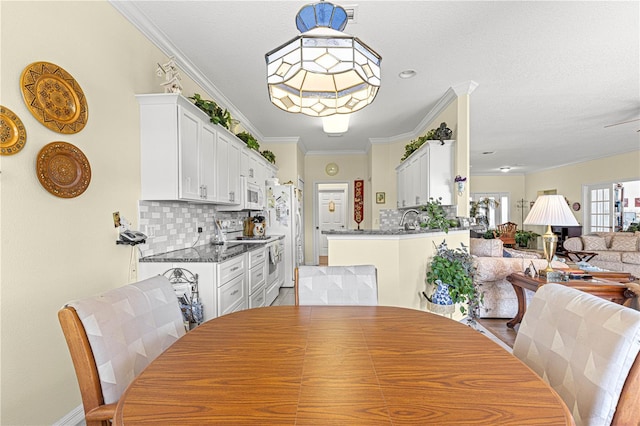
<box><xmin>20</xmin><ymin>62</ymin><xmax>88</xmax><ymax>134</ymax></box>
<box><xmin>36</xmin><ymin>141</ymin><xmax>91</xmax><ymax>198</ymax></box>
<box><xmin>0</xmin><ymin>105</ymin><xmax>27</xmax><ymax>155</ymax></box>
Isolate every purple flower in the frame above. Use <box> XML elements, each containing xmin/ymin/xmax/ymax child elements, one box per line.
<box><xmin>454</xmin><ymin>175</ymin><xmax>467</xmax><ymax>182</ymax></box>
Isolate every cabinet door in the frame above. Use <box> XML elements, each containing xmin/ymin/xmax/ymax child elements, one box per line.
<box><xmin>397</xmin><ymin>165</ymin><xmax>406</xmax><ymax>208</ymax></box>
<box><xmin>240</xmin><ymin>149</ymin><xmax>250</xmax><ymax>177</ymax></box>
<box><xmin>200</xmin><ymin>124</ymin><xmax>217</xmax><ymax>201</ymax></box>
<box><xmin>428</xmin><ymin>142</ymin><xmax>454</xmax><ymax>205</ymax></box>
<box><xmin>248</xmin><ymin>153</ymin><xmax>261</xmax><ymax>184</ymax></box>
<box><xmin>417</xmin><ymin>149</ymin><xmax>429</xmax><ymax>205</ymax></box>
<box><xmin>215</xmin><ymin>132</ymin><xmax>230</xmax><ymax>202</ymax></box>
<box><xmin>228</xmin><ymin>140</ymin><xmax>241</xmax><ymax>204</ymax></box>
<box><xmin>178</xmin><ymin>107</ymin><xmax>202</xmax><ymax>201</ymax></box>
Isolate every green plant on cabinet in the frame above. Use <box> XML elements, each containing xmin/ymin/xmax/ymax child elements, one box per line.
<box><xmin>235</xmin><ymin>131</ymin><xmax>260</xmax><ymax>151</ymax></box>
<box><xmin>189</xmin><ymin>93</ymin><xmax>232</xmax><ymax>129</ymax></box>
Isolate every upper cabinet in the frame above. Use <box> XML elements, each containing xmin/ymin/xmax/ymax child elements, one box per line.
<box><xmin>396</xmin><ymin>140</ymin><xmax>454</xmax><ymax>208</ymax></box>
<box><xmin>137</xmin><ymin>94</ymin><xmax>275</xmax><ymax>204</ymax></box>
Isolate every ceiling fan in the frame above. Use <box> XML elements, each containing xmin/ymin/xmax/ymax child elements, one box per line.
<box><xmin>604</xmin><ymin>118</ymin><xmax>640</xmax><ymax>132</ymax></box>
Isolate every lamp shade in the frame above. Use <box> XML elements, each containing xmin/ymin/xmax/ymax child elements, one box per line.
<box><xmin>523</xmin><ymin>195</ymin><xmax>579</xmax><ymax>226</ymax></box>
<box><xmin>266</xmin><ymin>2</ymin><xmax>381</xmax><ymax>117</ymax></box>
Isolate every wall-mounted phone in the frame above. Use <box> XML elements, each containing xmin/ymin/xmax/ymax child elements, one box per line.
<box><xmin>117</xmin><ymin>230</ymin><xmax>147</xmax><ymax>245</ymax></box>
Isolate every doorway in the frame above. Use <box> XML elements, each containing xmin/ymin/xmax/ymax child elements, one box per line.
<box><xmin>314</xmin><ymin>183</ymin><xmax>348</xmax><ymax>265</ymax></box>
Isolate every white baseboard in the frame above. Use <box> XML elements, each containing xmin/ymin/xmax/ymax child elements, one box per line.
<box><xmin>53</xmin><ymin>404</ymin><xmax>84</xmax><ymax>426</ymax></box>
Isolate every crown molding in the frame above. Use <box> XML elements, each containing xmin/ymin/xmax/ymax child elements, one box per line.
<box><xmin>368</xmin><ymin>81</ymin><xmax>479</xmax><ymax>146</ymax></box>
<box><xmin>262</xmin><ymin>136</ymin><xmax>300</xmax><ymax>145</ymax></box>
<box><xmin>109</xmin><ymin>1</ymin><xmax>264</xmax><ymax>141</ymax></box>
<box><xmin>305</xmin><ymin>149</ymin><xmax>368</xmax><ymax>156</ymax></box>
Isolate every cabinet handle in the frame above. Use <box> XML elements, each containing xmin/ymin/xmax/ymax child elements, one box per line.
<box><xmin>249</xmin><ymin>168</ymin><xmax>254</xmax><ymax>178</ymax></box>
<box><xmin>257</xmin><ymin>273</ymin><xmax>263</xmax><ymax>278</ymax></box>
<box><xmin>416</xmin><ymin>196</ymin><xmax>420</xmax><ymax>204</ymax></box>
<box><xmin>231</xmin><ymin>289</ymin><xmax>239</xmax><ymax>296</ymax></box>
<box><xmin>230</xmin><ymin>266</ymin><xmax>240</xmax><ymax>272</ymax></box>
<box><xmin>229</xmin><ymin>191</ymin><xmax>234</xmax><ymax>201</ymax></box>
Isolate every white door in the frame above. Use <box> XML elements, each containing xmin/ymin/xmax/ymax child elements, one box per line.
<box><xmin>317</xmin><ymin>188</ymin><xmax>347</xmax><ymax>257</ymax></box>
<box><xmin>586</xmin><ymin>183</ymin><xmax>613</xmax><ymax>232</ymax></box>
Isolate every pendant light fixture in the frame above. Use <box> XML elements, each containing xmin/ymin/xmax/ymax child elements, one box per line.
<box><xmin>265</xmin><ymin>1</ymin><xmax>381</xmax><ymax>117</ymax></box>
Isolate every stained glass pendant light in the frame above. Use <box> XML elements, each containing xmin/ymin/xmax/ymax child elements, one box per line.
<box><xmin>265</xmin><ymin>1</ymin><xmax>381</xmax><ymax>117</ymax></box>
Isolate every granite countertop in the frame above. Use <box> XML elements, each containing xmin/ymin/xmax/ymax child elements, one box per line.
<box><xmin>322</xmin><ymin>227</ymin><xmax>469</xmax><ymax>236</ymax></box>
<box><xmin>140</xmin><ymin>235</ymin><xmax>283</xmax><ymax>263</ymax></box>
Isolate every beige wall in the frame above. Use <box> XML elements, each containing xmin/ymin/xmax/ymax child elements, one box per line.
<box><xmin>303</xmin><ymin>154</ymin><xmax>370</xmax><ymax>262</ymax></box>
<box><xmin>471</xmin><ymin>175</ymin><xmax>527</xmax><ymax>227</ymax></box>
<box><xmin>0</xmin><ymin>2</ymin><xmax>213</xmax><ymax>423</ymax></box>
<box><xmin>261</xmin><ymin>142</ymin><xmax>299</xmax><ymax>184</ymax></box>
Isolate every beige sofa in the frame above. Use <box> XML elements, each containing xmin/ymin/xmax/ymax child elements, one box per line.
<box><xmin>563</xmin><ymin>232</ymin><xmax>640</xmax><ymax>278</ymax></box>
<box><xmin>470</xmin><ymin>238</ymin><xmax>568</xmax><ymax>318</ymax></box>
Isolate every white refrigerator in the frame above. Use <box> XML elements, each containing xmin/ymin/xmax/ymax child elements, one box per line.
<box><xmin>265</xmin><ymin>183</ymin><xmax>303</xmax><ymax>287</ymax></box>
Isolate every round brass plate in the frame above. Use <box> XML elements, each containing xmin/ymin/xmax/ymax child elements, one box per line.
<box><xmin>0</xmin><ymin>105</ymin><xmax>27</xmax><ymax>155</ymax></box>
<box><xmin>36</xmin><ymin>141</ymin><xmax>91</xmax><ymax>198</ymax></box>
<box><xmin>21</xmin><ymin>62</ymin><xmax>88</xmax><ymax>134</ymax></box>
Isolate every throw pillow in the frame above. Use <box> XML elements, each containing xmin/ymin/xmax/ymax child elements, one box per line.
<box><xmin>610</xmin><ymin>236</ymin><xmax>638</xmax><ymax>252</ymax></box>
<box><xmin>582</xmin><ymin>235</ymin><xmax>608</xmax><ymax>251</ymax></box>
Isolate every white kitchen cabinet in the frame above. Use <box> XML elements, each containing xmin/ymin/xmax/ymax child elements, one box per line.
<box><xmin>138</xmin><ymin>262</ymin><xmax>217</xmax><ymax>322</ymax></box>
<box><xmin>395</xmin><ymin>140</ymin><xmax>454</xmax><ymax>208</ymax></box>
<box><xmin>214</xmin><ymin>131</ymin><xmax>230</xmax><ymax>202</ymax></box>
<box><xmin>228</xmin><ymin>137</ymin><xmax>241</xmax><ymax>204</ymax></box>
<box><xmin>217</xmin><ymin>254</ymin><xmax>247</xmax><ymax>316</ymax></box>
<box><xmin>248</xmin><ymin>247</ymin><xmax>267</xmax><ymax>308</ymax></box>
<box><xmin>138</xmin><ymin>94</ymin><xmax>218</xmax><ymax>202</ymax></box>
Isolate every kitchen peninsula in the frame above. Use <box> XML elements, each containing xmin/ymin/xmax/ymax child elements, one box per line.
<box><xmin>325</xmin><ymin>228</ymin><xmax>470</xmax><ymax>310</ymax></box>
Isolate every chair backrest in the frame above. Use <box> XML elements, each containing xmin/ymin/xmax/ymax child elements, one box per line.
<box><xmin>513</xmin><ymin>283</ymin><xmax>640</xmax><ymax>426</ymax></box>
<box><xmin>294</xmin><ymin>265</ymin><xmax>378</xmax><ymax>306</ymax></box>
<box><xmin>58</xmin><ymin>276</ymin><xmax>186</xmax><ymax>424</ymax></box>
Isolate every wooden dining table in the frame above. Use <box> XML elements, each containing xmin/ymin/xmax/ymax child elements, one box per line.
<box><xmin>114</xmin><ymin>305</ymin><xmax>574</xmax><ymax>425</ymax></box>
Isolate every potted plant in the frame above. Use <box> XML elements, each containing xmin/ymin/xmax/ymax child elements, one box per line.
<box><xmin>261</xmin><ymin>150</ymin><xmax>276</xmax><ymax>164</ymax></box>
<box><xmin>515</xmin><ymin>230</ymin><xmax>540</xmax><ymax>248</ymax></box>
<box><xmin>425</xmin><ymin>240</ymin><xmax>480</xmax><ymax>317</ymax></box>
<box><xmin>189</xmin><ymin>93</ymin><xmax>232</xmax><ymax>129</ymax></box>
<box><xmin>235</xmin><ymin>131</ymin><xmax>260</xmax><ymax>151</ymax></box>
<box><xmin>418</xmin><ymin>197</ymin><xmax>458</xmax><ymax>233</ymax></box>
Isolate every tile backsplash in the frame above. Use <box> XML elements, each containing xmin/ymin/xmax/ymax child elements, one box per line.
<box><xmin>138</xmin><ymin>201</ymin><xmax>250</xmax><ymax>257</ymax></box>
<box><xmin>379</xmin><ymin>205</ymin><xmax>458</xmax><ymax>231</ymax></box>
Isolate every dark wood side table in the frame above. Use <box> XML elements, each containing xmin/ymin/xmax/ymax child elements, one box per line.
<box><xmin>506</xmin><ymin>272</ymin><xmax>634</xmax><ymax>328</ymax></box>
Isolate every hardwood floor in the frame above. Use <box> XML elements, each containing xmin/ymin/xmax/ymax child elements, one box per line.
<box><xmin>477</xmin><ymin>318</ymin><xmax>517</xmax><ymax>348</ymax></box>
<box><xmin>319</xmin><ymin>255</ymin><xmax>328</xmax><ymax>266</ymax></box>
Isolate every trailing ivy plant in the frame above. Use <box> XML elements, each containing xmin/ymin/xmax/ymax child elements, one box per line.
<box><xmin>261</xmin><ymin>150</ymin><xmax>276</xmax><ymax>164</ymax></box>
<box><xmin>189</xmin><ymin>93</ymin><xmax>232</xmax><ymax>129</ymax></box>
<box><xmin>426</xmin><ymin>240</ymin><xmax>481</xmax><ymax>316</ymax></box>
<box><xmin>235</xmin><ymin>131</ymin><xmax>260</xmax><ymax>151</ymax></box>
<box><xmin>419</xmin><ymin>197</ymin><xmax>458</xmax><ymax>233</ymax></box>
<box><xmin>400</xmin><ymin>123</ymin><xmax>452</xmax><ymax>161</ymax></box>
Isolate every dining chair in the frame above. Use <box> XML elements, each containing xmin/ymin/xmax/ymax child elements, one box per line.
<box><xmin>496</xmin><ymin>221</ymin><xmax>517</xmax><ymax>247</ymax></box>
<box><xmin>294</xmin><ymin>265</ymin><xmax>378</xmax><ymax>306</ymax></box>
<box><xmin>513</xmin><ymin>283</ymin><xmax>640</xmax><ymax>426</ymax></box>
<box><xmin>58</xmin><ymin>276</ymin><xmax>186</xmax><ymax>426</ymax></box>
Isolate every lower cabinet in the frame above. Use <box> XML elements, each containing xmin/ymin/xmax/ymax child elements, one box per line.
<box><xmin>139</xmin><ymin>247</ymin><xmax>273</xmax><ymax>323</ymax></box>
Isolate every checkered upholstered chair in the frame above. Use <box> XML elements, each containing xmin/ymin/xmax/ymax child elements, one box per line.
<box><xmin>513</xmin><ymin>283</ymin><xmax>640</xmax><ymax>426</ymax></box>
<box><xmin>294</xmin><ymin>265</ymin><xmax>378</xmax><ymax>306</ymax></box>
<box><xmin>58</xmin><ymin>276</ymin><xmax>186</xmax><ymax>426</ymax></box>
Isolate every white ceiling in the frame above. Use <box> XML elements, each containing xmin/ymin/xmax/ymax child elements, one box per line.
<box><xmin>112</xmin><ymin>1</ymin><xmax>640</xmax><ymax>175</ymax></box>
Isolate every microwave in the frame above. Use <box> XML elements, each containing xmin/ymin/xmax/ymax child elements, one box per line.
<box><xmin>243</xmin><ymin>177</ymin><xmax>264</xmax><ymax>210</ymax></box>
<box><xmin>219</xmin><ymin>177</ymin><xmax>264</xmax><ymax>211</ymax></box>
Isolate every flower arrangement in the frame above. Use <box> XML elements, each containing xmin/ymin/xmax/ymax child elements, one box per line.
<box><xmin>454</xmin><ymin>175</ymin><xmax>467</xmax><ymax>182</ymax></box>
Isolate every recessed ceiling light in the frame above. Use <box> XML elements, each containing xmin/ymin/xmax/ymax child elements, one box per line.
<box><xmin>500</xmin><ymin>167</ymin><xmax>511</xmax><ymax>173</ymax></box>
<box><xmin>398</xmin><ymin>70</ymin><xmax>417</xmax><ymax>79</ymax></box>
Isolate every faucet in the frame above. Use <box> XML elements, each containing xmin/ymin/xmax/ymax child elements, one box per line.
<box><xmin>399</xmin><ymin>209</ymin><xmax>420</xmax><ymax>230</ymax></box>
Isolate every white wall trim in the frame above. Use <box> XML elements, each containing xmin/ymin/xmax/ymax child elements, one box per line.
<box><xmin>368</xmin><ymin>81</ymin><xmax>478</xmax><ymax>146</ymax></box>
<box><xmin>305</xmin><ymin>150</ymin><xmax>368</xmax><ymax>156</ymax></box>
<box><xmin>53</xmin><ymin>404</ymin><xmax>84</xmax><ymax>426</ymax></box>
<box><xmin>109</xmin><ymin>0</ymin><xmax>264</xmax><ymax>142</ymax></box>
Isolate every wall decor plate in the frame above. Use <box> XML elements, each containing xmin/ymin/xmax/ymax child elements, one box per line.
<box><xmin>572</xmin><ymin>202</ymin><xmax>581</xmax><ymax>211</ymax></box>
<box><xmin>0</xmin><ymin>105</ymin><xmax>27</xmax><ymax>155</ymax></box>
<box><xmin>36</xmin><ymin>141</ymin><xmax>91</xmax><ymax>198</ymax></box>
<box><xmin>20</xmin><ymin>62</ymin><xmax>88</xmax><ymax>134</ymax></box>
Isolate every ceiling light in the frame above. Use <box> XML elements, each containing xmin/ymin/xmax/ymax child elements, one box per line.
<box><xmin>398</xmin><ymin>70</ymin><xmax>417</xmax><ymax>79</ymax></box>
<box><xmin>265</xmin><ymin>1</ymin><xmax>381</xmax><ymax>117</ymax></box>
<box><xmin>322</xmin><ymin>114</ymin><xmax>350</xmax><ymax>134</ymax></box>
<box><xmin>500</xmin><ymin>167</ymin><xmax>511</xmax><ymax>173</ymax></box>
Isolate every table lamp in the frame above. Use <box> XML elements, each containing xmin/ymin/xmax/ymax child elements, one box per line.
<box><xmin>523</xmin><ymin>195</ymin><xmax>579</xmax><ymax>275</ymax></box>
